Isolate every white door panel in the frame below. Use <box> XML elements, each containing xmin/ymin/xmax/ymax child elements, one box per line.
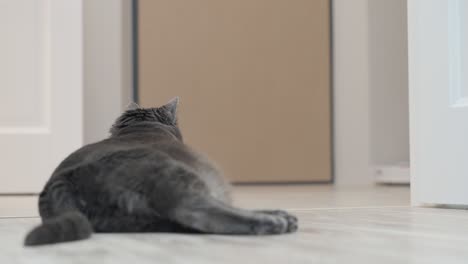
<box><xmin>409</xmin><ymin>0</ymin><xmax>468</xmax><ymax>205</ymax></box>
<box><xmin>0</xmin><ymin>0</ymin><xmax>83</xmax><ymax>193</ymax></box>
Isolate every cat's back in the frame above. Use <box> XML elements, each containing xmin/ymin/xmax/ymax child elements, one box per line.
<box><xmin>49</xmin><ymin>136</ymin><xmax>162</xmax><ymax>180</ymax></box>
<box><xmin>48</xmin><ymin>132</ymin><xmax>231</xmax><ymax>202</ymax></box>
<box><xmin>50</xmin><ymin>132</ymin><xmax>197</xmax><ymax>180</ymax></box>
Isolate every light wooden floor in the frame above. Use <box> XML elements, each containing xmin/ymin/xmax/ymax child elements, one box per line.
<box><xmin>2</xmin><ymin>185</ymin><xmax>468</xmax><ymax>263</ymax></box>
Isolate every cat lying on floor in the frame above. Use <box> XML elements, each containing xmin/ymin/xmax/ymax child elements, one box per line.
<box><xmin>25</xmin><ymin>97</ymin><xmax>297</xmax><ymax>246</ymax></box>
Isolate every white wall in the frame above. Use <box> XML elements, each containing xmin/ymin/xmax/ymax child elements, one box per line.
<box><xmin>83</xmin><ymin>0</ymin><xmax>133</xmax><ymax>144</ymax></box>
<box><xmin>368</xmin><ymin>0</ymin><xmax>409</xmax><ymax>167</ymax></box>
<box><xmin>332</xmin><ymin>0</ymin><xmax>372</xmax><ymax>185</ymax></box>
<box><xmin>333</xmin><ymin>0</ymin><xmax>409</xmax><ymax>185</ymax></box>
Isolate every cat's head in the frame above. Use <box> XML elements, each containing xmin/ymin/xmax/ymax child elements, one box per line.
<box><xmin>110</xmin><ymin>97</ymin><xmax>181</xmax><ymax>138</ymax></box>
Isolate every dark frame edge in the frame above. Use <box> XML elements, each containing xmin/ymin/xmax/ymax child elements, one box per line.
<box><xmin>329</xmin><ymin>0</ymin><xmax>335</xmax><ymax>185</ymax></box>
<box><xmin>131</xmin><ymin>0</ymin><xmax>139</xmax><ymax>103</ymax></box>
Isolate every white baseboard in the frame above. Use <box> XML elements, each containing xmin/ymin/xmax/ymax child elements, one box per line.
<box><xmin>373</xmin><ymin>163</ymin><xmax>410</xmax><ymax>184</ymax></box>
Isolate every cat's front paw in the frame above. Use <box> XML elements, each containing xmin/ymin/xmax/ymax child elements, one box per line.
<box><xmin>253</xmin><ymin>210</ymin><xmax>298</xmax><ymax>234</ymax></box>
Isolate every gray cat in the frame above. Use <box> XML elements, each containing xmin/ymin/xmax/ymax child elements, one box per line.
<box><xmin>24</xmin><ymin>97</ymin><xmax>298</xmax><ymax>246</ymax></box>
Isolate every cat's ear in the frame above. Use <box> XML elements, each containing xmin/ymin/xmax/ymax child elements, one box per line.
<box><xmin>162</xmin><ymin>97</ymin><xmax>179</xmax><ymax>117</ymax></box>
<box><xmin>125</xmin><ymin>101</ymin><xmax>141</xmax><ymax>111</ymax></box>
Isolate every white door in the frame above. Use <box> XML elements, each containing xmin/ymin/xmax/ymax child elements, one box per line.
<box><xmin>0</xmin><ymin>0</ymin><xmax>83</xmax><ymax>193</ymax></box>
<box><xmin>409</xmin><ymin>0</ymin><xmax>468</xmax><ymax>205</ymax></box>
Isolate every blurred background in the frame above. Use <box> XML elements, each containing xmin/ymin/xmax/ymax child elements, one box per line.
<box><xmin>0</xmin><ymin>0</ymin><xmax>409</xmax><ymax>192</ymax></box>
<box><xmin>134</xmin><ymin>0</ymin><xmax>409</xmax><ymax>186</ymax></box>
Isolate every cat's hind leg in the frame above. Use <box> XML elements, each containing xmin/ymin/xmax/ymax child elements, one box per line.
<box><xmin>139</xmin><ymin>162</ymin><xmax>297</xmax><ymax>235</ymax></box>
<box><xmin>168</xmin><ymin>196</ymin><xmax>298</xmax><ymax>235</ymax></box>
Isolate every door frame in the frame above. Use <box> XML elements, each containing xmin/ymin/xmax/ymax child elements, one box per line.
<box><xmin>83</xmin><ymin>0</ymin><xmax>133</xmax><ymax>143</ymax></box>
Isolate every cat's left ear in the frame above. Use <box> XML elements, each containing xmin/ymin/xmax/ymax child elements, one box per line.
<box><xmin>125</xmin><ymin>101</ymin><xmax>141</xmax><ymax>111</ymax></box>
<box><xmin>162</xmin><ymin>96</ymin><xmax>179</xmax><ymax>119</ymax></box>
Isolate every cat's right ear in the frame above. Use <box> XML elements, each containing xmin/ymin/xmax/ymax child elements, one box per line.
<box><xmin>162</xmin><ymin>97</ymin><xmax>179</xmax><ymax>117</ymax></box>
<box><xmin>125</xmin><ymin>102</ymin><xmax>141</xmax><ymax>111</ymax></box>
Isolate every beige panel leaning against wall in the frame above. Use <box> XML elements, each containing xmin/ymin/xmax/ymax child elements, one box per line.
<box><xmin>138</xmin><ymin>0</ymin><xmax>332</xmax><ymax>183</ymax></box>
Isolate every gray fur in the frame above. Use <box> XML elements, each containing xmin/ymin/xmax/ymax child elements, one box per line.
<box><xmin>24</xmin><ymin>98</ymin><xmax>297</xmax><ymax>246</ymax></box>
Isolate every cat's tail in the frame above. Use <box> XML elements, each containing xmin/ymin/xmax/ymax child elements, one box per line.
<box><xmin>24</xmin><ymin>180</ymin><xmax>93</xmax><ymax>246</ymax></box>
<box><xmin>24</xmin><ymin>211</ymin><xmax>92</xmax><ymax>246</ymax></box>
